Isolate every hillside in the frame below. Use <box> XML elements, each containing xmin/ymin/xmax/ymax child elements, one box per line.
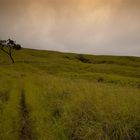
<box><xmin>0</xmin><ymin>48</ymin><xmax>140</xmax><ymax>140</ymax></box>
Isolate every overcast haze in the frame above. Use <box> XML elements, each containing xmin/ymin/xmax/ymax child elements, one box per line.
<box><xmin>0</xmin><ymin>0</ymin><xmax>140</xmax><ymax>56</ymax></box>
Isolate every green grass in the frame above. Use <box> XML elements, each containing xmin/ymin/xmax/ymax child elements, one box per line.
<box><xmin>0</xmin><ymin>48</ymin><xmax>140</xmax><ymax>140</ymax></box>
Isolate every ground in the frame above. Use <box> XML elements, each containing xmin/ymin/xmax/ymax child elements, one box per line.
<box><xmin>0</xmin><ymin>48</ymin><xmax>140</xmax><ymax>140</ymax></box>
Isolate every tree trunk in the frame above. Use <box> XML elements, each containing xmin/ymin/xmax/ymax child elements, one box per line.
<box><xmin>9</xmin><ymin>54</ymin><xmax>15</xmax><ymax>63</ymax></box>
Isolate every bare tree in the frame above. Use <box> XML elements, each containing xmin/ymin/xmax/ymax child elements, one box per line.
<box><xmin>0</xmin><ymin>39</ymin><xmax>21</xmax><ymax>63</ymax></box>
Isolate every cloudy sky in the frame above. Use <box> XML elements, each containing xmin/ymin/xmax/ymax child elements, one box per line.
<box><xmin>0</xmin><ymin>0</ymin><xmax>140</xmax><ymax>56</ymax></box>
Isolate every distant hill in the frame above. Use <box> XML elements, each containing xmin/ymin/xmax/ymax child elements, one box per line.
<box><xmin>1</xmin><ymin>48</ymin><xmax>140</xmax><ymax>87</ymax></box>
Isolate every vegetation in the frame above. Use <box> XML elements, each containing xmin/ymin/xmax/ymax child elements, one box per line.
<box><xmin>0</xmin><ymin>39</ymin><xmax>21</xmax><ymax>63</ymax></box>
<box><xmin>0</xmin><ymin>48</ymin><xmax>140</xmax><ymax>140</ymax></box>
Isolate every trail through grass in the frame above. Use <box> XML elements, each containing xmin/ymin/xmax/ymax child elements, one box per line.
<box><xmin>19</xmin><ymin>89</ymin><xmax>35</xmax><ymax>140</ymax></box>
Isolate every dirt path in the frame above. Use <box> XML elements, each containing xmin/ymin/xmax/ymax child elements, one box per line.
<box><xmin>19</xmin><ymin>90</ymin><xmax>35</xmax><ymax>140</ymax></box>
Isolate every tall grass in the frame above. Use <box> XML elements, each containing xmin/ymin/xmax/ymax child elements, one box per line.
<box><xmin>0</xmin><ymin>80</ymin><xmax>21</xmax><ymax>140</ymax></box>
<box><xmin>24</xmin><ymin>74</ymin><xmax>140</xmax><ymax>140</ymax></box>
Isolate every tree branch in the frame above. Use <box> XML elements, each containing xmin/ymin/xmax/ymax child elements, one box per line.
<box><xmin>0</xmin><ymin>47</ymin><xmax>9</xmax><ymax>55</ymax></box>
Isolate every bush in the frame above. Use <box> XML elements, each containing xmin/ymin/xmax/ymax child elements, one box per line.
<box><xmin>76</xmin><ymin>55</ymin><xmax>91</xmax><ymax>64</ymax></box>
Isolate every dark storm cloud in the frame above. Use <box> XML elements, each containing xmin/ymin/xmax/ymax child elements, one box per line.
<box><xmin>0</xmin><ymin>0</ymin><xmax>140</xmax><ymax>56</ymax></box>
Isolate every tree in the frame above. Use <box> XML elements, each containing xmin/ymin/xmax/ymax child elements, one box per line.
<box><xmin>0</xmin><ymin>39</ymin><xmax>21</xmax><ymax>63</ymax></box>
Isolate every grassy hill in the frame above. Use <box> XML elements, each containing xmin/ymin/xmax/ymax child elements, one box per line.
<box><xmin>0</xmin><ymin>48</ymin><xmax>140</xmax><ymax>140</ymax></box>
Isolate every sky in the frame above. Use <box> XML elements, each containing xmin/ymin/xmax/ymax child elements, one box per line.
<box><xmin>0</xmin><ymin>0</ymin><xmax>140</xmax><ymax>56</ymax></box>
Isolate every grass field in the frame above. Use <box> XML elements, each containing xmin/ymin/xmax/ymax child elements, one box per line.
<box><xmin>0</xmin><ymin>48</ymin><xmax>140</xmax><ymax>140</ymax></box>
